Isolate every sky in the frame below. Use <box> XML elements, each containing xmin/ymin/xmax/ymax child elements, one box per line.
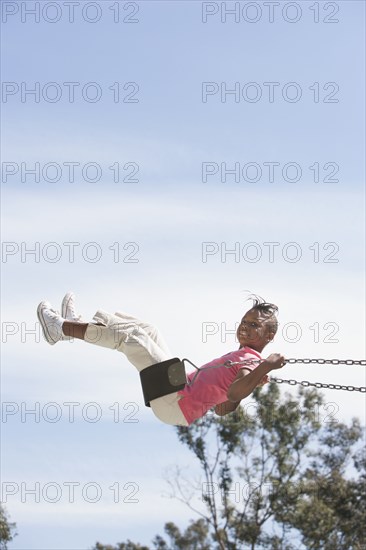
<box><xmin>1</xmin><ymin>1</ymin><xmax>365</xmax><ymax>548</ymax></box>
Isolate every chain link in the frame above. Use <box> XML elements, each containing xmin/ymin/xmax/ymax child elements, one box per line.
<box><xmin>271</xmin><ymin>377</ymin><xmax>366</xmax><ymax>393</ymax></box>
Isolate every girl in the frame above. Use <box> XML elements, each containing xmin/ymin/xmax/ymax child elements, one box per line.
<box><xmin>37</xmin><ymin>293</ymin><xmax>286</xmax><ymax>426</ymax></box>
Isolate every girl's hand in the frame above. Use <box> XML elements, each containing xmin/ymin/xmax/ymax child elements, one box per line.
<box><xmin>259</xmin><ymin>374</ymin><xmax>269</xmax><ymax>385</ymax></box>
<box><xmin>264</xmin><ymin>353</ymin><xmax>286</xmax><ymax>370</ymax></box>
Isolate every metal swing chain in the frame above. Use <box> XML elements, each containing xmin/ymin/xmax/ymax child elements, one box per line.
<box><xmin>270</xmin><ymin>377</ymin><xmax>366</xmax><ymax>393</ymax></box>
<box><xmin>182</xmin><ymin>358</ymin><xmax>366</xmax><ymax>391</ymax></box>
<box><xmin>270</xmin><ymin>358</ymin><xmax>366</xmax><ymax>392</ymax></box>
<box><xmin>224</xmin><ymin>358</ymin><xmax>366</xmax><ymax>368</ymax></box>
<box><xmin>286</xmin><ymin>358</ymin><xmax>366</xmax><ymax>366</ymax></box>
<box><xmin>218</xmin><ymin>357</ymin><xmax>366</xmax><ymax>393</ymax></box>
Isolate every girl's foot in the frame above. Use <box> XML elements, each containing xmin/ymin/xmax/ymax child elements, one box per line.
<box><xmin>37</xmin><ymin>301</ymin><xmax>65</xmax><ymax>345</ymax></box>
<box><xmin>61</xmin><ymin>292</ymin><xmax>84</xmax><ymax>322</ymax></box>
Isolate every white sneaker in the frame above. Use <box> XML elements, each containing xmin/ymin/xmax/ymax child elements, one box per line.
<box><xmin>37</xmin><ymin>301</ymin><xmax>64</xmax><ymax>345</ymax></box>
<box><xmin>61</xmin><ymin>292</ymin><xmax>84</xmax><ymax>322</ymax></box>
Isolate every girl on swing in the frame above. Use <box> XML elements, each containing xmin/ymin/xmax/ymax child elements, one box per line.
<box><xmin>37</xmin><ymin>293</ymin><xmax>286</xmax><ymax>426</ymax></box>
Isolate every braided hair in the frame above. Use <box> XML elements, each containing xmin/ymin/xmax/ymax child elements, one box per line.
<box><xmin>246</xmin><ymin>294</ymin><xmax>279</xmax><ymax>334</ymax></box>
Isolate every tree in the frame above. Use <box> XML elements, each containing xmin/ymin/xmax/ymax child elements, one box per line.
<box><xmin>0</xmin><ymin>505</ymin><xmax>17</xmax><ymax>550</ymax></box>
<box><xmin>93</xmin><ymin>543</ymin><xmax>150</xmax><ymax>550</ymax></box>
<box><xmin>93</xmin><ymin>383</ymin><xmax>365</xmax><ymax>550</ymax></box>
<box><xmin>93</xmin><ymin>520</ymin><xmax>212</xmax><ymax>550</ymax></box>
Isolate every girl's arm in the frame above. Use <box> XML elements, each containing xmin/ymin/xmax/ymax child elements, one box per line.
<box><xmin>214</xmin><ymin>368</ymin><xmax>259</xmax><ymax>416</ymax></box>
<box><xmin>227</xmin><ymin>353</ymin><xmax>285</xmax><ymax>403</ymax></box>
<box><xmin>214</xmin><ymin>399</ymin><xmax>241</xmax><ymax>416</ymax></box>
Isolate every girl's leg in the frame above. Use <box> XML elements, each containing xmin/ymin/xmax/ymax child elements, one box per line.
<box><xmin>62</xmin><ymin>310</ymin><xmax>170</xmax><ymax>372</ymax></box>
<box><xmin>113</xmin><ymin>310</ymin><xmax>172</xmax><ymax>357</ymax></box>
<box><xmin>62</xmin><ymin>321</ymin><xmax>89</xmax><ymax>340</ymax></box>
<box><xmin>61</xmin><ymin>294</ymin><xmax>171</xmax><ymax>357</ymax></box>
<box><xmin>150</xmin><ymin>393</ymin><xmax>189</xmax><ymax>426</ymax></box>
<box><xmin>62</xmin><ymin>316</ymin><xmax>188</xmax><ymax>425</ymax></box>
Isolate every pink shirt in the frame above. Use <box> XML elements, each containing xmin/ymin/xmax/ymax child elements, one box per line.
<box><xmin>178</xmin><ymin>347</ymin><xmax>265</xmax><ymax>425</ymax></box>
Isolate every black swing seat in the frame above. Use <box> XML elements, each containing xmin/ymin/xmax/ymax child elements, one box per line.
<box><xmin>139</xmin><ymin>358</ymin><xmax>187</xmax><ymax>407</ymax></box>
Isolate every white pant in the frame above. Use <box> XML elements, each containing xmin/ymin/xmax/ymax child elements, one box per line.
<box><xmin>83</xmin><ymin>310</ymin><xmax>188</xmax><ymax>426</ymax></box>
